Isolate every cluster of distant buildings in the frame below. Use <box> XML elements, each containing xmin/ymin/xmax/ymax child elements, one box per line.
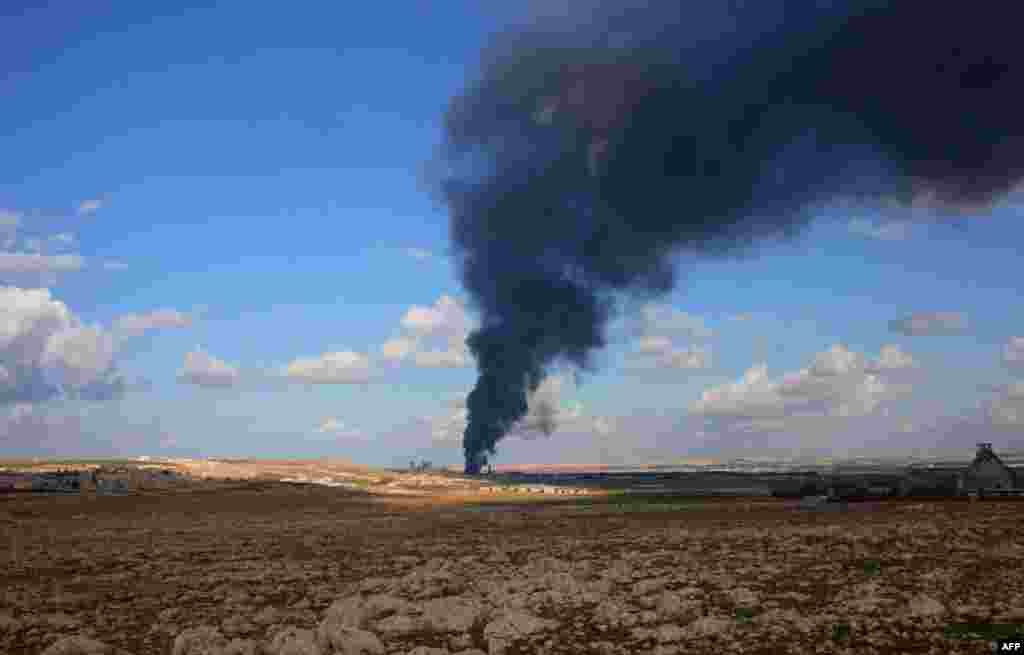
<box><xmin>0</xmin><ymin>466</ymin><xmax>185</xmax><ymax>495</ymax></box>
<box><xmin>778</xmin><ymin>443</ymin><xmax>1020</xmax><ymax>500</ymax></box>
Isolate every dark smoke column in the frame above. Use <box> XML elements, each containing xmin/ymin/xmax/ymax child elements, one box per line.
<box><xmin>440</xmin><ymin>1</ymin><xmax>1024</xmax><ymax>475</ymax></box>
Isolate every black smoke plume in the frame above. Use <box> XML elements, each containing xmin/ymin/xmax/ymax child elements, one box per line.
<box><xmin>439</xmin><ymin>1</ymin><xmax>1024</xmax><ymax>474</ymax></box>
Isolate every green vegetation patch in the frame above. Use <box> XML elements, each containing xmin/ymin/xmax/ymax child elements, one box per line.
<box><xmin>944</xmin><ymin>623</ymin><xmax>1024</xmax><ymax>641</ymax></box>
<box><xmin>831</xmin><ymin>623</ymin><xmax>852</xmax><ymax>642</ymax></box>
<box><xmin>861</xmin><ymin>558</ymin><xmax>882</xmax><ymax>576</ymax></box>
<box><xmin>734</xmin><ymin>607</ymin><xmax>757</xmax><ymax>623</ymax></box>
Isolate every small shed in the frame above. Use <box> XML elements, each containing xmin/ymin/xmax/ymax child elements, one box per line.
<box><xmin>962</xmin><ymin>443</ymin><xmax>1017</xmax><ymax>493</ymax></box>
<box><xmin>97</xmin><ymin>478</ymin><xmax>130</xmax><ymax>495</ymax></box>
<box><xmin>31</xmin><ymin>472</ymin><xmax>78</xmax><ymax>493</ymax></box>
<box><xmin>94</xmin><ymin>467</ymin><xmax>133</xmax><ymax>495</ymax></box>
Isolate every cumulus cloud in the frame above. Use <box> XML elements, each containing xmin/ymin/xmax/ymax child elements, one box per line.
<box><xmin>178</xmin><ymin>349</ymin><xmax>240</xmax><ymax>388</ymax></box>
<box><xmin>987</xmin><ymin>381</ymin><xmax>1024</xmax><ymax>427</ymax></box>
<box><xmin>400</xmin><ymin>295</ymin><xmax>470</xmax><ymax>337</ymax></box>
<box><xmin>315</xmin><ymin>418</ymin><xmax>363</xmax><ymax>439</ymax></box>
<box><xmin>889</xmin><ymin>312</ymin><xmax>968</xmax><ymax>336</ymax></box>
<box><xmin>284</xmin><ymin>351</ymin><xmax>371</xmax><ymax>384</ymax></box>
<box><xmin>1004</xmin><ymin>336</ymin><xmax>1024</xmax><ymax>368</ymax></box>
<box><xmin>412</xmin><ymin>348</ymin><xmax>470</xmax><ymax>369</ymax></box>
<box><xmin>178</xmin><ymin>346</ymin><xmax>372</xmax><ymax>391</ymax></box>
<box><xmin>114</xmin><ymin>309</ymin><xmax>192</xmax><ymax>338</ymax></box>
<box><xmin>592</xmin><ymin>416</ymin><xmax>616</xmax><ymax>436</ymax></box>
<box><xmin>848</xmin><ymin>218</ymin><xmax>912</xmax><ymax>241</ymax></box>
<box><xmin>633</xmin><ymin>303</ymin><xmax>714</xmax><ymax>339</ymax></box>
<box><xmin>384</xmin><ymin>294</ymin><xmax>476</xmax><ymax>369</ymax></box>
<box><xmin>622</xmin><ymin>303</ymin><xmax>714</xmax><ymax>373</ymax></box>
<box><xmin>77</xmin><ymin>199</ymin><xmax>103</xmax><ymax>215</ymax></box>
<box><xmin>637</xmin><ymin>335</ymin><xmax>673</xmax><ymax>355</ymax></box>
<box><xmin>0</xmin><ymin>287</ymin><xmax>127</xmax><ymax>404</ymax></box>
<box><xmin>660</xmin><ymin>347</ymin><xmax>711</xmax><ymax>370</ymax></box>
<box><xmin>869</xmin><ymin>344</ymin><xmax>917</xmax><ymax>371</ymax></box>
<box><xmin>42</xmin><ymin>326</ymin><xmax>117</xmax><ymax>389</ymax></box>
<box><xmin>0</xmin><ymin>205</ymin><xmax>94</xmax><ymax>284</ymax></box>
<box><xmin>381</xmin><ymin>336</ymin><xmax>418</xmax><ymax>362</ymax></box>
<box><xmin>691</xmin><ymin>344</ymin><xmax>915</xmax><ymax>432</ymax></box>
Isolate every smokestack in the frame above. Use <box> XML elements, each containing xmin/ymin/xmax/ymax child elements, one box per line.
<box><xmin>441</xmin><ymin>1</ymin><xmax>1024</xmax><ymax>475</ymax></box>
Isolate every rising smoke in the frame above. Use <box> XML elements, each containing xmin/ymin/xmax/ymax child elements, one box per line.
<box><xmin>438</xmin><ymin>1</ymin><xmax>1024</xmax><ymax>474</ymax></box>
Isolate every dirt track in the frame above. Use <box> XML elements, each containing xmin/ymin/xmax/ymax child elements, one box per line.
<box><xmin>1</xmin><ymin>480</ymin><xmax>1023</xmax><ymax>655</ymax></box>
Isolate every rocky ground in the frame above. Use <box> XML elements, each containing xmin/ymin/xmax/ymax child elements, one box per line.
<box><xmin>1</xmin><ymin>476</ymin><xmax>1022</xmax><ymax>655</ymax></box>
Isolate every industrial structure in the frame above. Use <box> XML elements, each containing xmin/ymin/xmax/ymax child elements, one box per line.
<box><xmin>776</xmin><ymin>443</ymin><xmax>1022</xmax><ymax>500</ymax></box>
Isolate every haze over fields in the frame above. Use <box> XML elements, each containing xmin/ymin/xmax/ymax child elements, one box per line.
<box><xmin>2</xmin><ymin>2</ymin><xmax>1023</xmax><ymax>469</ymax></box>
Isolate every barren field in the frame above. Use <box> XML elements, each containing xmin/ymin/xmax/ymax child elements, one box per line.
<box><xmin>2</xmin><ymin>469</ymin><xmax>1023</xmax><ymax>655</ymax></box>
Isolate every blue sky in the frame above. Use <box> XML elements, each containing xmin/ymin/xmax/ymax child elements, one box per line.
<box><xmin>2</xmin><ymin>2</ymin><xmax>1022</xmax><ymax>467</ymax></box>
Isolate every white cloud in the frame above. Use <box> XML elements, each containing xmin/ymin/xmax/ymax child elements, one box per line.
<box><xmin>77</xmin><ymin>199</ymin><xmax>103</xmax><ymax>215</ymax></box>
<box><xmin>0</xmin><ymin>287</ymin><xmax>126</xmax><ymax>403</ymax></box>
<box><xmin>400</xmin><ymin>294</ymin><xmax>469</xmax><ymax>337</ymax></box>
<box><xmin>386</xmin><ymin>294</ymin><xmax>476</xmax><ymax>370</ymax></box>
<box><xmin>0</xmin><ymin>207</ymin><xmax>90</xmax><ymax>284</ymax></box>
<box><xmin>405</xmin><ymin>247</ymin><xmax>433</xmax><ymax>262</ymax></box>
<box><xmin>691</xmin><ymin>344</ymin><xmax>914</xmax><ymax>431</ymax></box>
<box><xmin>1004</xmin><ymin>336</ymin><xmax>1024</xmax><ymax>368</ymax></box>
<box><xmin>988</xmin><ymin>382</ymin><xmax>1024</xmax><ymax>427</ymax></box>
<box><xmin>889</xmin><ymin>312</ymin><xmax>968</xmax><ymax>336</ymax></box>
<box><xmin>178</xmin><ymin>350</ymin><xmax>240</xmax><ymax>388</ymax></box>
<box><xmin>627</xmin><ymin>339</ymin><xmax>710</xmax><ymax>372</ymax></box>
<box><xmin>691</xmin><ymin>363</ymin><xmax>782</xmax><ymax>420</ymax></box>
<box><xmin>315</xmin><ymin>418</ymin><xmax>363</xmax><ymax>439</ymax></box>
<box><xmin>426</xmin><ymin>405</ymin><xmax>468</xmax><ymax>444</ymax></box>
<box><xmin>623</xmin><ymin>303</ymin><xmax>714</xmax><ymax>373</ymax></box>
<box><xmin>285</xmin><ymin>351</ymin><xmax>371</xmax><ymax>384</ymax></box>
<box><xmin>661</xmin><ymin>347</ymin><xmax>711</xmax><ymax>370</ymax></box>
<box><xmin>42</xmin><ymin>326</ymin><xmax>117</xmax><ymax>389</ymax></box>
<box><xmin>115</xmin><ymin>309</ymin><xmax>192</xmax><ymax>338</ymax></box>
<box><xmin>848</xmin><ymin>218</ymin><xmax>912</xmax><ymax>241</ymax></box>
<box><xmin>635</xmin><ymin>303</ymin><xmax>714</xmax><ymax>339</ymax></box>
<box><xmin>380</xmin><ymin>336</ymin><xmax>417</xmax><ymax>361</ymax></box>
<box><xmin>0</xmin><ymin>253</ymin><xmax>84</xmax><ymax>274</ymax></box>
<box><xmin>810</xmin><ymin>343</ymin><xmax>862</xmax><ymax>375</ymax></box>
<box><xmin>868</xmin><ymin>344</ymin><xmax>916</xmax><ymax>371</ymax></box>
<box><xmin>637</xmin><ymin>335</ymin><xmax>672</xmax><ymax>355</ymax></box>
<box><xmin>412</xmin><ymin>348</ymin><xmax>470</xmax><ymax>369</ymax></box>
<box><xmin>592</xmin><ymin>416</ymin><xmax>616</xmax><ymax>436</ymax></box>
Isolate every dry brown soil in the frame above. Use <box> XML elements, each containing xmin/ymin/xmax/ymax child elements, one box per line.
<box><xmin>1</xmin><ymin>477</ymin><xmax>1022</xmax><ymax>655</ymax></box>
